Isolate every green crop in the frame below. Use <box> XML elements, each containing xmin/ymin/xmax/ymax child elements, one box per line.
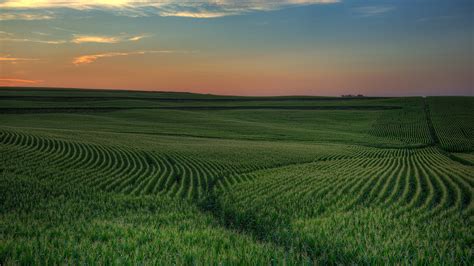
<box><xmin>0</xmin><ymin>88</ymin><xmax>472</xmax><ymax>264</ymax></box>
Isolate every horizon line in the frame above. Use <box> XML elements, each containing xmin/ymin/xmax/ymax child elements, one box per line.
<box><xmin>0</xmin><ymin>86</ymin><xmax>472</xmax><ymax>98</ymax></box>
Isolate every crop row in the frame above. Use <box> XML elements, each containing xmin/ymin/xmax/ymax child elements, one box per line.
<box><xmin>0</xmin><ymin>128</ymin><xmax>365</xmax><ymax>199</ymax></box>
<box><xmin>217</xmin><ymin>147</ymin><xmax>473</xmax><ymax>221</ymax></box>
<box><xmin>0</xmin><ymin>129</ymin><xmax>233</xmax><ymax>199</ymax></box>
<box><xmin>428</xmin><ymin>97</ymin><xmax>474</xmax><ymax>152</ymax></box>
<box><xmin>368</xmin><ymin>98</ymin><xmax>432</xmax><ymax>146</ymax></box>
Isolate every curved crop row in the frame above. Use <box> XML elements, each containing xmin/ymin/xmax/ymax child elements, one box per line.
<box><xmin>216</xmin><ymin>146</ymin><xmax>473</xmax><ymax>221</ymax></box>
<box><xmin>1</xmin><ymin>128</ymin><xmax>371</xmax><ymax>200</ymax></box>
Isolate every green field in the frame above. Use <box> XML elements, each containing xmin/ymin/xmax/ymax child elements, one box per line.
<box><xmin>0</xmin><ymin>88</ymin><xmax>473</xmax><ymax>264</ymax></box>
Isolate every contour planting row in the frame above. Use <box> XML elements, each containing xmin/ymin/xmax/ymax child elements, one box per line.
<box><xmin>0</xmin><ymin>128</ymin><xmax>366</xmax><ymax>199</ymax></box>
<box><xmin>215</xmin><ymin>147</ymin><xmax>410</xmax><ymax>191</ymax></box>
<box><xmin>217</xmin><ymin>146</ymin><xmax>473</xmax><ymax>221</ymax></box>
<box><xmin>0</xmin><ymin>129</ymin><xmax>238</xmax><ymax>199</ymax></box>
<box><xmin>210</xmin><ymin>146</ymin><xmax>473</xmax><ymax>263</ymax></box>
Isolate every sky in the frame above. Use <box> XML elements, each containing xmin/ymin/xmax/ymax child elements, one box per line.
<box><xmin>0</xmin><ymin>0</ymin><xmax>473</xmax><ymax>96</ymax></box>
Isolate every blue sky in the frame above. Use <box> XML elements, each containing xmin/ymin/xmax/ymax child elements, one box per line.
<box><xmin>0</xmin><ymin>0</ymin><xmax>472</xmax><ymax>96</ymax></box>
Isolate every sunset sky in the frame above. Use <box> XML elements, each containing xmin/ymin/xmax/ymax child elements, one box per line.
<box><xmin>0</xmin><ymin>0</ymin><xmax>472</xmax><ymax>96</ymax></box>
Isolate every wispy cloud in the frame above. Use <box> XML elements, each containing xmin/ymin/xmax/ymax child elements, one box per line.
<box><xmin>0</xmin><ymin>31</ymin><xmax>148</xmax><ymax>45</ymax></box>
<box><xmin>32</xmin><ymin>31</ymin><xmax>50</xmax><ymax>36</ymax></box>
<box><xmin>0</xmin><ymin>55</ymin><xmax>39</xmax><ymax>62</ymax></box>
<box><xmin>0</xmin><ymin>30</ymin><xmax>66</xmax><ymax>44</ymax></box>
<box><xmin>0</xmin><ymin>0</ymin><xmax>340</xmax><ymax>18</ymax></box>
<box><xmin>0</xmin><ymin>78</ymin><xmax>43</xmax><ymax>85</ymax></box>
<box><xmin>0</xmin><ymin>37</ymin><xmax>67</xmax><ymax>44</ymax></box>
<box><xmin>354</xmin><ymin>6</ymin><xmax>395</xmax><ymax>17</ymax></box>
<box><xmin>127</xmin><ymin>35</ymin><xmax>148</xmax><ymax>41</ymax></box>
<box><xmin>71</xmin><ymin>35</ymin><xmax>121</xmax><ymax>44</ymax></box>
<box><xmin>51</xmin><ymin>26</ymin><xmax>78</xmax><ymax>33</ymax></box>
<box><xmin>0</xmin><ymin>12</ymin><xmax>54</xmax><ymax>20</ymax></box>
<box><xmin>73</xmin><ymin>50</ymin><xmax>176</xmax><ymax>65</ymax></box>
<box><xmin>71</xmin><ymin>34</ymin><xmax>150</xmax><ymax>44</ymax></box>
<box><xmin>417</xmin><ymin>15</ymin><xmax>458</xmax><ymax>23</ymax></box>
<box><xmin>159</xmin><ymin>10</ymin><xmax>237</xmax><ymax>19</ymax></box>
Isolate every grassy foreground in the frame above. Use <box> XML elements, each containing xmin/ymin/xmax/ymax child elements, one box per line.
<box><xmin>0</xmin><ymin>88</ymin><xmax>473</xmax><ymax>264</ymax></box>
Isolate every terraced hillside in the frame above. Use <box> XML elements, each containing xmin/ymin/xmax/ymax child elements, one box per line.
<box><xmin>0</xmin><ymin>88</ymin><xmax>472</xmax><ymax>264</ymax></box>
